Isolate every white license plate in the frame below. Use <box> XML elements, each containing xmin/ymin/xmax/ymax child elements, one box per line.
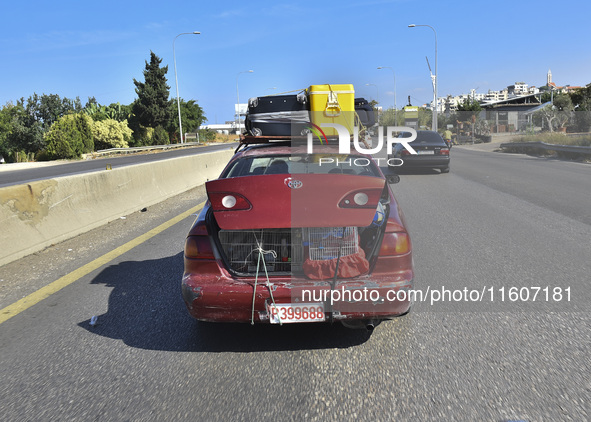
<box><xmin>268</xmin><ymin>303</ymin><xmax>325</xmax><ymax>324</ymax></box>
<box><xmin>417</xmin><ymin>150</ymin><xmax>435</xmax><ymax>155</ymax></box>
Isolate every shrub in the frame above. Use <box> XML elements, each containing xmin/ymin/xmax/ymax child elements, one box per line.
<box><xmin>44</xmin><ymin>113</ymin><xmax>93</xmax><ymax>159</ymax></box>
<box><xmin>130</xmin><ymin>125</ymin><xmax>153</xmax><ymax>146</ymax></box>
<box><xmin>35</xmin><ymin>150</ymin><xmax>51</xmax><ymax>161</ymax></box>
<box><xmin>573</xmin><ymin>110</ymin><xmax>591</xmax><ymax>133</ymax></box>
<box><xmin>198</xmin><ymin>128</ymin><xmax>217</xmax><ymax>142</ymax></box>
<box><xmin>76</xmin><ymin>113</ymin><xmax>94</xmax><ymax>153</ymax></box>
<box><xmin>92</xmin><ymin>119</ymin><xmax>133</xmax><ymax>150</ymax></box>
<box><xmin>151</xmin><ymin>125</ymin><xmax>169</xmax><ymax>145</ymax></box>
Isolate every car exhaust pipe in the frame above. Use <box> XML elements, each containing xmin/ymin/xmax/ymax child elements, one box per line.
<box><xmin>366</xmin><ymin>320</ymin><xmax>378</xmax><ymax>331</ymax></box>
<box><xmin>341</xmin><ymin>319</ymin><xmax>379</xmax><ymax>330</ymax></box>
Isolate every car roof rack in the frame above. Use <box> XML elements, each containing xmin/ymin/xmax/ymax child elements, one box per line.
<box><xmin>235</xmin><ymin>128</ymin><xmax>371</xmax><ymax>154</ymax></box>
<box><xmin>240</xmin><ymin>135</ymin><xmax>306</xmax><ymax>143</ymax></box>
<box><xmin>235</xmin><ymin>134</ymin><xmax>308</xmax><ymax>153</ymax></box>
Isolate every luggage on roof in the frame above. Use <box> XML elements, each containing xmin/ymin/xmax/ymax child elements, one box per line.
<box><xmin>307</xmin><ymin>84</ymin><xmax>355</xmax><ymax>137</ymax></box>
<box><xmin>355</xmin><ymin>97</ymin><xmax>376</xmax><ymax>127</ymax></box>
<box><xmin>243</xmin><ymin>84</ymin><xmax>372</xmax><ymax>141</ymax></box>
<box><xmin>245</xmin><ymin>93</ymin><xmax>310</xmax><ymax>137</ymax></box>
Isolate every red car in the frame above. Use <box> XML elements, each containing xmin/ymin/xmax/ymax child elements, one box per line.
<box><xmin>182</xmin><ymin>140</ymin><xmax>414</xmax><ymax>329</ymax></box>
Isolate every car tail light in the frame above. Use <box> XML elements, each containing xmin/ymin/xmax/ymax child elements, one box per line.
<box><xmin>208</xmin><ymin>192</ymin><xmax>252</xmax><ymax>211</ymax></box>
<box><xmin>439</xmin><ymin>148</ymin><xmax>449</xmax><ymax>155</ymax></box>
<box><xmin>339</xmin><ymin>189</ymin><xmax>382</xmax><ymax>209</ymax></box>
<box><xmin>379</xmin><ymin>232</ymin><xmax>411</xmax><ymax>256</ymax></box>
<box><xmin>185</xmin><ymin>235</ymin><xmax>215</xmax><ymax>260</ymax></box>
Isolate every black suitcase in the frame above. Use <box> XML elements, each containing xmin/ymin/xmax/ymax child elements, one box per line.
<box><xmin>355</xmin><ymin>97</ymin><xmax>376</xmax><ymax>127</ymax></box>
<box><xmin>245</xmin><ymin>93</ymin><xmax>310</xmax><ymax>136</ymax></box>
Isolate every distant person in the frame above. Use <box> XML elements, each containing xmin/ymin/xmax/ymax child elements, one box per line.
<box><xmin>443</xmin><ymin>129</ymin><xmax>453</xmax><ymax>147</ymax></box>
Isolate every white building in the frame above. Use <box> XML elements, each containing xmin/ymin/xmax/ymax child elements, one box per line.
<box><xmin>443</xmin><ymin>90</ymin><xmax>486</xmax><ymax>112</ymax></box>
<box><xmin>484</xmin><ymin>89</ymin><xmax>509</xmax><ymax>103</ymax></box>
<box><xmin>508</xmin><ymin>82</ymin><xmax>529</xmax><ymax>96</ymax></box>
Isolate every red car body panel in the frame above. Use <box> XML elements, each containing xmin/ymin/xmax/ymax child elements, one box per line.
<box><xmin>206</xmin><ymin>173</ymin><xmax>385</xmax><ymax>229</ymax></box>
<box><xmin>182</xmin><ymin>143</ymin><xmax>414</xmax><ymax>325</ymax></box>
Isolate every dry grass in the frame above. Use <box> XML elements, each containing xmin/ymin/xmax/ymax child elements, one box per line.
<box><xmin>207</xmin><ymin>133</ymin><xmax>240</xmax><ymax>143</ymax></box>
<box><xmin>503</xmin><ymin>132</ymin><xmax>591</xmax><ymax>161</ymax></box>
<box><xmin>514</xmin><ymin>133</ymin><xmax>591</xmax><ymax>146</ymax></box>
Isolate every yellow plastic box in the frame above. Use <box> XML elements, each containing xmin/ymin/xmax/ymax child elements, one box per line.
<box><xmin>307</xmin><ymin>84</ymin><xmax>355</xmax><ymax>137</ymax></box>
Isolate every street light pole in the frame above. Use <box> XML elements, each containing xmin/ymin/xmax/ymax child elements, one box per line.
<box><xmin>173</xmin><ymin>31</ymin><xmax>200</xmax><ymax>144</ymax></box>
<box><xmin>408</xmin><ymin>24</ymin><xmax>437</xmax><ymax>132</ymax></box>
<box><xmin>236</xmin><ymin>70</ymin><xmax>254</xmax><ymax>134</ymax></box>
<box><xmin>377</xmin><ymin>66</ymin><xmax>397</xmax><ymax>125</ymax></box>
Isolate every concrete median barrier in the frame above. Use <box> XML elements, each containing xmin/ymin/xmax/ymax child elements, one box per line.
<box><xmin>0</xmin><ymin>148</ymin><xmax>234</xmax><ymax>266</ymax></box>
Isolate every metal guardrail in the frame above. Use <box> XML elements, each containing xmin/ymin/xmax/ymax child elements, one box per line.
<box><xmin>499</xmin><ymin>141</ymin><xmax>591</xmax><ymax>155</ymax></box>
<box><xmin>90</xmin><ymin>142</ymin><xmax>202</xmax><ymax>157</ymax></box>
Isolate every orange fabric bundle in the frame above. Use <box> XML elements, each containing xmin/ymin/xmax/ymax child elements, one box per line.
<box><xmin>302</xmin><ymin>248</ymin><xmax>369</xmax><ymax>280</ymax></box>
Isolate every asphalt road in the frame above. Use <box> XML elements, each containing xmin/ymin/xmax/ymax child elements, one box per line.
<box><xmin>0</xmin><ymin>146</ymin><xmax>590</xmax><ymax>421</ymax></box>
<box><xmin>0</xmin><ymin>143</ymin><xmax>239</xmax><ymax>188</ymax></box>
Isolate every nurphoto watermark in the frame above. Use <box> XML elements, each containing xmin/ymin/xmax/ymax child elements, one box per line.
<box><xmin>306</xmin><ymin>123</ymin><xmax>418</xmax><ymax>167</ymax></box>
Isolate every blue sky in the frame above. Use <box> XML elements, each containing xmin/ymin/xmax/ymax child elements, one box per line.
<box><xmin>2</xmin><ymin>0</ymin><xmax>590</xmax><ymax>124</ymax></box>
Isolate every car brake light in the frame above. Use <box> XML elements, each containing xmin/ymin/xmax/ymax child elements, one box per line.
<box><xmin>339</xmin><ymin>189</ymin><xmax>382</xmax><ymax>209</ymax></box>
<box><xmin>379</xmin><ymin>232</ymin><xmax>410</xmax><ymax>256</ymax></box>
<box><xmin>185</xmin><ymin>235</ymin><xmax>215</xmax><ymax>259</ymax></box>
<box><xmin>209</xmin><ymin>192</ymin><xmax>252</xmax><ymax>211</ymax></box>
<box><xmin>440</xmin><ymin>148</ymin><xmax>449</xmax><ymax>155</ymax></box>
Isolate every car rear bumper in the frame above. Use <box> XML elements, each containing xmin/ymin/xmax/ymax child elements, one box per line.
<box><xmin>397</xmin><ymin>155</ymin><xmax>450</xmax><ymax>168</ymax></box>
<box><xmin>182</xmin><ymin>262</ymin><xmax>413</xmax><ymax>323</ymax></box>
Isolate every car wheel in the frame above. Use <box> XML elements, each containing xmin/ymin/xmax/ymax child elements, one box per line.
<box><xmin>440</xmin><ymin>167</ymin><xmax>450</xmax><ymax>173</ymax></box>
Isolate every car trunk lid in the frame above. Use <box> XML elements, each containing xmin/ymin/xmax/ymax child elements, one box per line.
<box><xmin>205</xmin><ymin>174</ymin><xmax>386</xmax><ymax>230</ymax></box>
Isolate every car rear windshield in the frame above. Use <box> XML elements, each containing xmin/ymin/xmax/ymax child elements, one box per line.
<box><xmin>223</xmin><ymin>154</ymin><xmax>382</xmax><ymax>178</ymax></box>
<box><xmin>400</xmin><ymin>131</ymin><xmax>446</xmax><ymax>145</ymax></box>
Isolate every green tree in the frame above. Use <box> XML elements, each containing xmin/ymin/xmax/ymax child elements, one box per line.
<box><xmin>536</xmin><ymin>94</ymin><xmax>574</xmax><ymax>132</ymax></box>
<box><xmin>418</xmin><ymin>107</ymin><xmax>432</xmax><ymax>129</ymax></box>
<box><xmin>83</xmin><ymin>99</ymin><xmax>132</xmax><ymax>123</ymax></box>
<box><xmin>378</xmin><ymin>108</ymin><xmax>396</xmax><ymax>126</ymax></box>
<box><xmin>1</xmin><ymin>95</ymin><xmax>88</xmax><ymax>161</ymax></box>
<box><xmin>83</xmin><ymin>97</ymin><xmax>107</xmax><ymax>121</ymax></box>
<box><xmin>131</xmin><ymin>51</ymin><xmax>173</xmax><ymax>132</ymax></box>
<box><xmin>569</xmin><ymin>84</ymin><xmax>591</xmax><ymax>132</ymax></box>
<box><xmin>553</xmin><ymin>94</ymin><xmax>574</xmax><ymax>130</ymax></box>
<box><xmin>0</xmin><ymin>104</ymin><xmax>14</xmax><ymax>160</ymax></box>
<box><xmin>24</xmin><ymin>93</ymin><xmax>81</xmax><ymax>130</ymax></box>
<box><xmin>1</xmin><ymin>101</ymin><xmax>45</xmax><ymax>158</ymax></box>
<box><xmin>537</xmin><ymin>105</ymin><xmax>557</xmax><ymax>132</ymax></box>
<box><xmin>457</xmin><ymin>98</ymin><xmax>482</xmax><ymax>115</ymax></box>
<box><xmin>569</xmin><ymin>83</ymin><xmax>591</xmax><ymax>107</ymax></box>
<box><xmin>76</xmin><ymin>113</ymin><xmax>94</xmax><ymax>153</ymax></box>
<box><xmin>151</xmin><ymin>125</ymin><xmax>169</xmax><ymax>145</ymax></box>
<box><xmin>573</xmin><ymin>100</ymin><xmax>591</xmax><ymax>132</ymax></box>
<box><xmin>105</xmin><ymin>102</ymin><xmax>132</xmax><ymax>122</ymax></box>
<box><xmin>167</xmin><ymin>99</ymin><xmax>207</xmax><ymax>142</ymax></box>
<box><xmin>44</xmin><ymin>113</ymin><xmax>93</xmax><ymax>159</ymax></box>
<box><xmin>456</xmin><ymin>98</ymin><xmax>483</xmax><ymax>136</ymax></box>
<box><xmin>379</xmin><ymin>106</ymin><xmax>427</xmax><ymax>127</ymax></box>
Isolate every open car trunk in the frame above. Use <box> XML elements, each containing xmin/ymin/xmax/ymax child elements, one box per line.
<box><xmin>205</xmin><ymin>174</ymin><xmax>390</xmax><ymax>279</ymax></box>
